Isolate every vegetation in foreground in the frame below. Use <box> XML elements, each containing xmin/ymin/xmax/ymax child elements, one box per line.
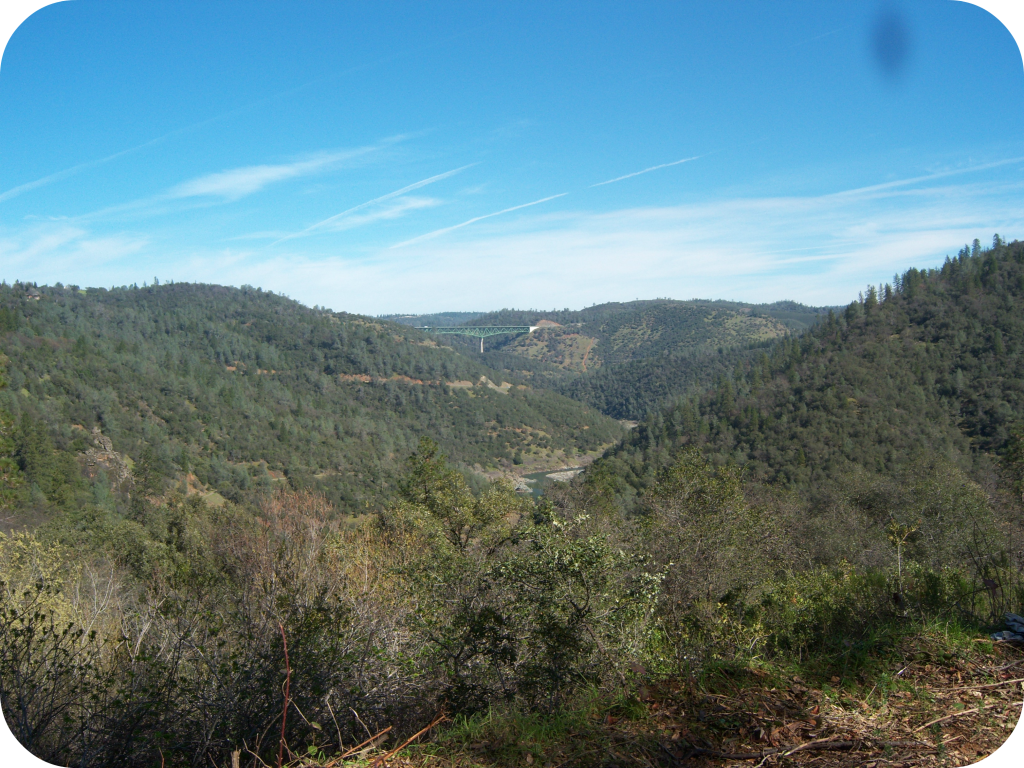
<box><xmin>3</xmin><ymin>238</ymin><xmax>1024</xmax><ymax>767</ymax></box>
<box><xmin>2</xmin><ymin>431</ymin><xmax>1021</xmax><ymax>767</ymax></box>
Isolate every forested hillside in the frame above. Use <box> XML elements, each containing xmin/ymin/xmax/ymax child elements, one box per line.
<box><xmin>3</xmin><ymin>244</ymin><xmax>1024</xmax><ymax>768</ymax></box>
<box><xmin>595</xmin><ymin>237</ymin><xmax>1024</xmax><ymax>504</ymax></box>
<box><xmin>555</xmin><ymin>343</ymin><xmax>759</xmax><ymax>421</ymax></box>
<box><xmin>422</xmin><ymin>299</ymin><xmax>828</xmax><ymax>420</ymax></box>
<box><xmin>464</xmin><ymin>299</ymin><xmax>823</xmax><ymax>372</ymax></box>
<box><xmin>379</xmin><ymin>311</ymin><xmax>482</xmax><ymax>327</ymax></box>
<box><xmin>0</xmin><ymin>282</ymin><xmax>620</xmax><ymax>518</ymax></box>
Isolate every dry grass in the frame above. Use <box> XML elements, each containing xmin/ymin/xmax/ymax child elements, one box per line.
<box><xmin>280</xmin><ymin>636</ymin><xmax>1023</xmax><ymax>768</ymax></box>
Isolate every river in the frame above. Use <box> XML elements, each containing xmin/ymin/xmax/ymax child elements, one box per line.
<box><xmin>521</xmin><ymin>466</ymin><xmax>584</xmax><ymax>497</ymax></box>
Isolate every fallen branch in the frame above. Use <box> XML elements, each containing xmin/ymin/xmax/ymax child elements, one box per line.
<box><xmin>370</xmin><ymin>712</ymin><xmax>448</xmax><ymax>767</ymax></box>
<box><xmin>784</xmin><ymin>737</ymin><xmax>924</xmax><ymax>756</ymax></box>
<box><xmin>324</xmin><ymin>726</ymin><xmax>393</xmax><ymax>765</ymax></box>
<box><xmin>913</xmin><ymin>701</ymin><xmax>1023</xmax><ymax>733</ymax></box>
<box><xmin>940</xmin><ymin>677</ymin><xmax>1024</xmax><ymax>692</ymax></box>
<box><xmin>678</xmin><ymin>737</ymin><xmax>929</xmax><ymax>762</ymax></box>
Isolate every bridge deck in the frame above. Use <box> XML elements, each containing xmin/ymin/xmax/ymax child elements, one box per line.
<box><xmin>415</xmin><ymin>326</ymin><xmax>536</xmax><ymax>337</ymax></box>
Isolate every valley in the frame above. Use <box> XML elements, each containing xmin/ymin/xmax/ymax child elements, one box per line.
<box><xmin>3</xmin><ymin>238</ymin><xmax>1024</xmax><ymax>768</ymax></box>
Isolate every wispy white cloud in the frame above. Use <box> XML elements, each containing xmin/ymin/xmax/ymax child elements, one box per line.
<box><xmin>45</xmin><ymin>140</ymin><xmax>406</xmax><ymax>228</ymax></box>
<box><xmin>829</xmin><ymin>157</ymin><xmax>1024</xmax><ymax>198</ymax></box>
<box><xmin>168</xmin><ymin>147</ymin><xmax>379</xmax><ymax>201</ymax></box>
<box><xmin>0</xmin><ymin>38</ymin><xmax>415</xmax><ymax>206</ymax></box>
<box><xmin>319</xmin><ymin>196</ymin><xmax>441</xmax><ymax>232</ymax></box>
<box><xmin>590</xmin><ymin>156</ymin><xmax>701</xmax><ymax>187</ymax></box>
<box><xmin>391</xmin><ymin>192</ymin><xmax>568</xmax><ymax>248</ymax></box>
<box><xmin>0</xmin><ymin>223</ymin><xmax>148</xmax><ymax>281</ymax></box>
<box><xmin>235</xmin><ymin>177</ymin><xmax>1022</xmax><ymax>314</ymax></box>
<box><xmin>268</xmin><ymin>164</ymin><xmax>474</xmax><ymax>246</ymax></box>
<box><xmin>5</xmin><ymin>163</ymin><xmax>1022</xmax><ymax>319</ymax></box>
<box><xmin>0</xmin><ymin>129</ymin><xmax>202</xmax><ymax>205</ymax></box>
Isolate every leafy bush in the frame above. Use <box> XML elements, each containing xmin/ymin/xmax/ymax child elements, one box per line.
<box><xmin>382</xmin><ymin>438</ymin><xmax>659</xmax><ymax>713</ymax></box>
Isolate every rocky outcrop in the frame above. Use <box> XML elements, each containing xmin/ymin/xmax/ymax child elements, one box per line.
<box><xmin>81</xmin><ymin>427</ymin><xmax>133</xmax><ymax>491</ymax></box>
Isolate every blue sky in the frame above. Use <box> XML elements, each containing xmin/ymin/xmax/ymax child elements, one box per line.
<box><xmin>0</xmin><ymin>1</ymin><xmax>1023</xmax><ymax>314</ymax></box>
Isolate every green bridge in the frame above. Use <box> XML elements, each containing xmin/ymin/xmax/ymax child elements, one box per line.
<box><xmin>416</xmin><ymin>325</ymin><xmax>538</xmax><ymax>352</ymax></box>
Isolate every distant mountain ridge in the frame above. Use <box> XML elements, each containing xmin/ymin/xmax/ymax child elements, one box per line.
<box><xmin>379</xmin><ymin>311</ymin><xmax>483</xmax><ymax>328</ymax></box>
<box><xmin>0</xmin><ymin>283</ymin><xmax>621</xmax><ymax>520</ymax></box>
<box><xmin>454</xmin><ymin>299</ymin><xmax>827</xmax><ymax>370</ymax></box>
<box><xmin>592</xmin><ymin>238</ymin><xmax>1024</xmax><ymax>506</ymax></box>
<box><xmin>400</xmin><ymin>299</ymin><xmax>830</xmax><ymax>420</ymax></box>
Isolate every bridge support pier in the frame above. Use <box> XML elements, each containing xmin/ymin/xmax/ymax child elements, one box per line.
<box><xmin>413</xmin><ymin>326</ymin><xmax>537</xmax><ymax>353</ymax></box>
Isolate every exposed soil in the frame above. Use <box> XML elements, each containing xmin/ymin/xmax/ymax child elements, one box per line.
<box><xmin>283</xmin><ymin>637</ymin><xmax>1024</xmax><ymax>768</ymax></box>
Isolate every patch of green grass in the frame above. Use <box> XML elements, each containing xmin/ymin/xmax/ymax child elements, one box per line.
<box><xmin>414</xmin><ymin>687</ymin><xmax>648</xmax><ymax>767</ymax></box>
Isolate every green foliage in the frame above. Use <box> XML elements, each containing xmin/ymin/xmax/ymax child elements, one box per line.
<box><xmin>382</xmin><ymin>311</ymin><xmax>483</xmax><ymax>327</ymax></box>
<box><xmin>0</xmin><ymin>281</ymin><xmax>621</xmax><ymax>516</ymax></box>
<box><xmin>642</xmin><ymin>448</ymin><xmax>782</xmax><ymax>606</ymax></box>
<box><xmin>752</xmin><ymin>561</ymin><xmax>988</xmax><ymax>662</ymax></box>
<box><xmin>470</xmin><ymin>299</ymin><xmax>823</xmax><ymax>363</ymax></box>
<box><xmin>383</xmin><ymin>446</ymin><xmax>658</xmax><ymax>714</ymax></box>
<box><xmin>0</xmin><ymin>582</ymin><xmax>107</xmax><ymax>762</ymax></box>
<box><xmin>597</xmin><ymin>238</ymin><xmax>1024</xmax><ymax>500</ymax></box>
<box><xmin>454</xmin><ymin>299</ymin><xmax>827</xmax><ymax>420</ymax></box>
<box><xmin>0</xmin><ymin>357</ymin><xmax>25</xmax><ymax>513</ymax></box>
<box><xmin>1006</xmin><ymin>420</ymin><xmax>1024</xmax><ymax>502</ymax></box>
<box><xmin>0</xmin><ymin>306</ymin><xmax>19</xmax><ymax>334</ymax></box>
<box><xmin>3</xmin><ymin>245</ymin><xmax>1024</xmax><ymax>767</ymax></box>
<box><xmin>394</xmin><ymin>437</ymin><xmax>512</xmax><ymax>550</ymax></box>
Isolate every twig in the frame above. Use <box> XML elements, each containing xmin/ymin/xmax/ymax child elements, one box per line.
<box><xmin>583</xmin><ymin>623</ymin><xmax>629</xmax><ymax>690</ymax></box>
<box><xmin>245</xmin><ymin>743</ymin><xmax>272</xmax><ymax>768</ymax></box>
<box><xmin>350</xmin><ymin>708</ymin><xmax>373</xmax><ymax>739</ymax></box>
<box><xmin>370</xmin><ymin>712</ymin><xmax>448</xmax><ymax>767</ymax></box>
<box><xmin>278</xmin><ymin>622</ymin><xmax>291</xmax><ymax>768</ymax></box>
<box><xmin>326</xmin><ymin>696</ymin><xmax>344</xmax><ymax>754</ymax></box>
<box><xmin>912</xmin><ymin>701</ymin><xmax>1023</xmax><ymax>733</ymax></box>
<box><xmin>940</xmin><ymin>677</ymin><xmax>1024</xmax><ymax>692</ymax></box>
<box><xmin>659</xmin><ymin>741</ymin><xmax>682</xmax><ymax>767</ymax></box>
<box><xmin>683</xmin><ymin>738</ymin><xmax>929</xmax><ymax>762</ymax></box>
<box><xmin>323</xmin><ymin>726</ymin><xmax>393</xmax><ymax>765</ymax></box>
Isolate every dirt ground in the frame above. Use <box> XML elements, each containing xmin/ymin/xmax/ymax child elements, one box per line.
<box><xmin>295</xmin><ymin>639</ymin><xmax>1022</xmax><ymax>768</ymax></box>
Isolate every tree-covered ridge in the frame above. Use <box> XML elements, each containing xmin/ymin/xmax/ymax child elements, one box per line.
<box><xmin>0</xmin><ymin>282</ymin><xmax>621</xmax><ymax>516</ymax></box>
<box><xmin>554</xmin><ymin>343</ymin><xmax>759</xmax><ymax>421</ymax></box>
<box><xmin>380</xmin><ymin>311</ymin><xmax>483</xmax><ymax>328</ymax></box>
<box><xmin>466</xmin><ymin>299</ymin><xmax>824</xmax><ymax>371</ymax></box>
<box><xmin>595</xmin><ymin>237</ymin><xmax>1024</xmax><ymax>501</ymax></box>
<box><xmin>3</xmin><ymin>251</ymin><xmax>1024</xmax><ymax>768</ymax></box>
<box><xmin>465</xmin><ymin>298</ymin><xmax>826</xmax><ymax>333</ymax></box>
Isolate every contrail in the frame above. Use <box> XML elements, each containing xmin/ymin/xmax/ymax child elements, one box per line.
<box><xmin>0</xmin><ymin>23</ymin><xmax>485</xmax><ymax>205</ymax></box>
<box><xmin>830</xmin><ymin>156</ymin><xmax>1024</xmax><ymax>198</ymax></box>
<box><xmin>0</xmin><ymin>39</ymin><xmax>438</xmax><ymax>206</ymax></box>
<box><xmin>590</xmin><ymin>156</ymin><xmax>701</xmax><ymax>188</ymax></box>
<box><xmin>268</xmin><ymin>164</ymin><xmax>476</xmax><ymax>246</ymax></box>
<box><xmin>788</xmin><ymin>25</ymin><xmax>853</xmax><ymax>49</ymax></box>
<box><xmin>0</xmin><ymin>107</ymin><xmax>309</xmax><ymax>205</ymax></box>
<box><xmin>0</xmin><ymin>140</ymin><xmax>167</xmax><ymax>204</ymax></box>
<box><xmin>391</xmin><ymin>192</ymin><xmax>567</xmax><ymax>248</ymax></box>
